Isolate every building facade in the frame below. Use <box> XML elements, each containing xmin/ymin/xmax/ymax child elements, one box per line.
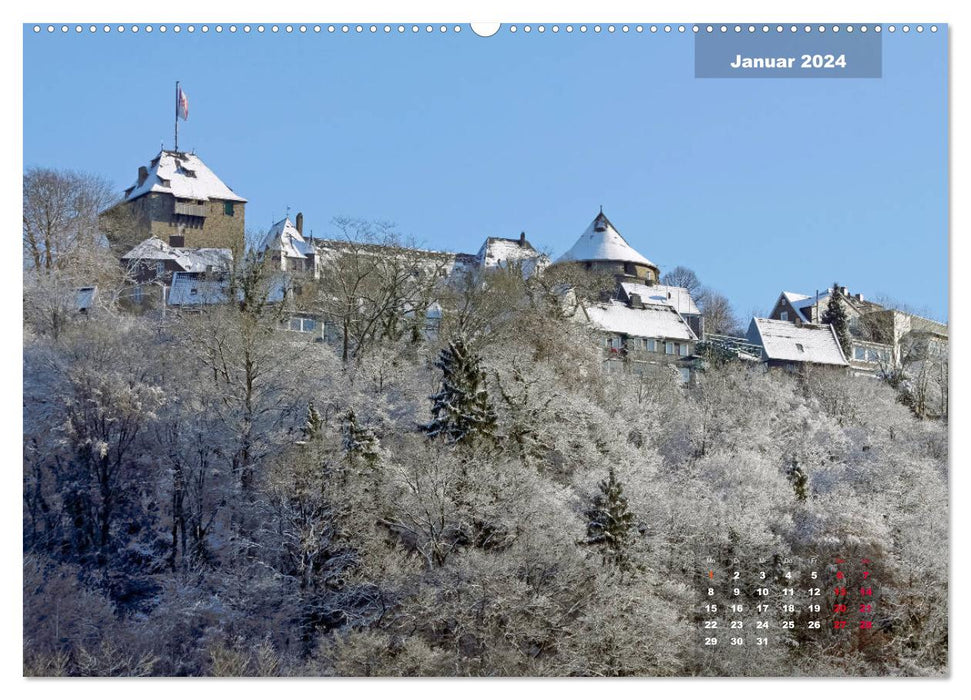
<box><xmin>104</xmin><ymin>150</ymin><xmax>247</xmax><ymax>254</ymax></box>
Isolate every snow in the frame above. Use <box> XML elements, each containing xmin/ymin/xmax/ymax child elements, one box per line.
<box><xmin>259</xmin><ymin>217</ymin><xmax>313</xmax><ymax>259</ymax></box>
<box><xmin>621</xmin><ymin>282</ymin><xmax>700</xmax><ymax>316</ymax></box>
<box><xmin>124</xmin><ymin>151</ymin><xmax>247</xmax><ymax>203</ymax></box>
<box><xmin>583</xmin><ymin>300</ymin><xmax>697</xmax><ymax>341</ymax></box>
<box><xmin>122</xmin><ymin>237</ymin><xmax>233</xmax><ymax>272</ymax></box>
<box><xmin>555</xmin><ymin>212</ymin><xmax>655</xmax><ymax>267</ymax></box>
<box><xmin>747</xmin><ymin>317</ymin><xmax>848</xmax><ymax>366</ymax></box>
<box><xmin>476</xmin><ymin>237</ymin><xmax>549</xmax><ymax>276</ymax></box>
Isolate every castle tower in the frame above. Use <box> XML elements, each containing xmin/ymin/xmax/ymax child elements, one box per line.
<box><xmin>102</xmin><ymin>150</ymin><xmax>247</xmax><ymax>255</ymax></box>
<box><xmin>554</xmin><ymin>210</ymin><xmax>660</xmax><ymax>284</ymax></box>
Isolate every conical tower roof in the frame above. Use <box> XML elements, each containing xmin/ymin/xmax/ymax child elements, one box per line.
<box><xmin>555</xmin><ymin>211</ymin><xmax>655</xmax><ymax>267</ymax></box>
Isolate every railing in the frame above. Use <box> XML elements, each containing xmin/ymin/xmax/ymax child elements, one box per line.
<box><xmin>174</xmin><ymin>200</ymin><xmax>207</xmax><ymax>217</ymax></box>
<box><xmin>697</xmin><ymin>334</ymin><xmax>764</xmax><ymax>360</ymax></box>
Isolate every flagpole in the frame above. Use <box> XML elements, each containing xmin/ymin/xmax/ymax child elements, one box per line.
<box><xmin>174</xmin><ymin>80</ymin><xmax>179</xmax><ymax>153</ymax></box>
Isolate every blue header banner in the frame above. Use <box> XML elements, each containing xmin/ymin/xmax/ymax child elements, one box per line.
<box><xmin>695</xmin><ymin>26</ymin><xmax>883</xmax><ymax>78</ymax></box>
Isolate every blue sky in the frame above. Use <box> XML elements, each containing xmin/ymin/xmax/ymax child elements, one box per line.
<box><xmin>23</xmin><ymin>25</ymin><xmax>948</xmax><ymax>321</ymax></box>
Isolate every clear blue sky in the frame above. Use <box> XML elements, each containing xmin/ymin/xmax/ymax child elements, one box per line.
<box><xmin>23</xmin><ymin>25</ymin><xmax>948</xmax><ymax>321</ymax></box>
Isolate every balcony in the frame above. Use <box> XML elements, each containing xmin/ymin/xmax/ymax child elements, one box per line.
<box><xmin>173</xmin><ymin>200</ymin><xmax>207</xmax><ymax>217</ymax></box>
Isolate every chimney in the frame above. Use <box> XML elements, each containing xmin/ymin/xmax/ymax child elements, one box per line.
<box><xmin>519</xmin><ymin>231</ymin><xmax>526</xmax><ymax>246</ymax></box>
<box><xmin>295</xmin><ymin>212</ymin><xmax>304</xmax><ymax>235</ymax></box>
<box><xmin>629</xmin><ymin>293</ymin><xmax>643</xmax><ymax>308</ymax></box>
<box><xmin>137</xmin><ymin>166</ymin><xmax>148</xmax><ymax>186</ymax></box>
<box><xmin>840</xmin><ymin>286</ymin><xmax>848</xmax><ymax>296</ymax></box>
<box><xmin>855</xmin><ymin>293</ymin><xmax>865</xmax><ymax>302</ymax></box>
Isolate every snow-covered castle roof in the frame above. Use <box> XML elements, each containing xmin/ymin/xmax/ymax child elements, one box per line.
<box><xmin>121</xmin><ymin>236</ymin><xmax>233</xmax><ymax>272</ymax></box>
<box><xmin>124</xmin><ymin>150</ymin><xmax>247</xmax><ymax>203</ymax></box>
<box><xmin>556</xmin><ymin>212</ymin><xmax>655</xmax><ymax>267</ymax></box>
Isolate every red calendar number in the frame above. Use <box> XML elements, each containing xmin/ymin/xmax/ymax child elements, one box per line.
<box><xmin>834</xmin><ymin>620</ymin><xmax>848</xmax><ymax>629</ymax></box>
<box><xmin>860</xmin><ymin>587</ymin><xmax>873</xmax><ymax>596</ymax></box>
<box><xmin>859</xmin><ymin>603</ymin><xmax>872</xmax><ymax>613</ymax></box>
<box><xmin>859</xmin><ymin>620</ymin><xmax>873</xmax><ymax>630</ymax></box>
<box><xmin>834</xmin><ymin>587</ymin><xmax>847</xmax><ymax>596</ymax></box>
<box><xmin>834</xmin><ymin>604</ymin><xmax>848</xmax><ymax>613</ymax></box>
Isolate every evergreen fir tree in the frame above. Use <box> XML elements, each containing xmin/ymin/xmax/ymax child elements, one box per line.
<box><xmin>301</xmin><ymin>400</ymin><xmax>324</xmax><ymax>442</ymax></box>
<box><xmin>584</xmin><ymin>468</ymin><xmax>637</xmax><ymax>571</ymax></box>
<box><xmin>821</xmin><ymin>282</ymin><xmax>851</xmax><ymax>358</ymax></box>
<box><xmin>423</xmin><ymin>338</ymin><xmax>497</xmax><ymax>446</ymax></box>
<box><xmin>786</xmin><ymin>458</ymin><xmax>808</xmax><ymax>502</ymax></box>
<box><xmin>341</xmin><ymin>409</ymin><xmax>379</xmax><ymax>467</ymax></box>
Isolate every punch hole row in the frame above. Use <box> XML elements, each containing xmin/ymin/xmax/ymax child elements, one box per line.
<box><xmin>31</xmin><ymin>23</ymin><xmax>940</xmax><ymax>34</ymax></box>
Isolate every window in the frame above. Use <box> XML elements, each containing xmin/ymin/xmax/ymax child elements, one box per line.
<box><xmin>156</xmin><ymin>262</ymin><xmax>165</xmax><ymax>278</ymax></box>
<box><xmin>665</xmin><ymin>342</ymin><xmax>675</xmax><ymax>355</ymax></box>
<box><xmin>780</xmin><ymin>311</ymin><xmax>789</xmax><ymax>321</ymax></box>
<box><xmin>289</xmin><ymin>317</ymin><xmax>317</xmax><ymax>333</ymax></box>
<box><xmin>169</xmin><ymin>234</ymin><xmax>185</xmax><ymax>247</ymax></box>
<box><xmin>679</xmin><ymin>343</ymin><xmax>689</xmax><ymax>357</ymax></box>
<box><xmin>795</xmin><ymin>343</ymin><xmax>805</xmax><ymax>353</ymax></box>
<box><xmin>132</xmin><ymin>286</ymin><xmax>143</xmax><ymax>304</ymax></box>
<box><xmin>854</xmin><ymin>346</ymin><xmax>866</xmax><ymax>360</ymax></box>
<box><xmin>647</xmin><ymin>339</ymin><xmax>657</xmax><ymax>352</ymax></box>
<box><xmin>678</xmin><ymin>367</ymin><xmax>691</xmax><ymax>384</ymax></box>
<box><xmin>224</xmin><ymin>201</ymin><xmax>235</xmax><ymax>216</ymax></box>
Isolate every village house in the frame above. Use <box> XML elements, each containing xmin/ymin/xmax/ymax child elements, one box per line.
<box><xmin>746</xmin><ymin>317</ymin><xmax>849</xmax><ymax>371</ymax></box>
<box><xmin>767</xmin><ymin>286</ymin><xmax>947</xmax><ymax>375</ymax></box>
<box><xmin>102</xmin><ymin>150</ymin><xmax>247</xmax><ymax>255</ymax></box>
<box><xmin>120</xmin><ymin>236</ymin><xmax>233</xmax><ymax>308</ymax></box>
<box><xmin>551</xmin><ymin>211</ymin><xmax>704</xmax><ymax>381</ymax></box>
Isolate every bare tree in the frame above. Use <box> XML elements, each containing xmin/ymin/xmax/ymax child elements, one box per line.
<box><xmin>660</xmin><ymin>265</ymin><xmax>702</xmax><ymax>295</ymax></box>
<box><xmin>696</xmin><ymin>288</ymin><xmax>741</xmax><ymax>336</ymax></box>
<box><xmin>23</xmin><ymin>167</ymin><xmax>116</xmax><ymax>273</ymax></box>
<box><xmin>313</xmin><ymin>218</ymin><xmax>445</xmax><ymax>362</ymax></box>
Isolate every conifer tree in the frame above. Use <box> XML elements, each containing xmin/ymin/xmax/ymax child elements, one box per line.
<box><xmin>584</xmin><ymin>468</ymin><xmax>637</xmax><ymax>571</ymax></box>
<box><xmin>423</xmin><ymin>338</ymin><xmax>497</xmax><ymax>446</ymax></box>
<box><xmin>301</xmin><ymin>400</ymin><xmax>324</xmax><ymax>442</ymax></box>
<box><xmin>821</xmin><ymin>282</ymin><xmax>851</xmax><ymax>358</ymax></box>
<box><xmin>341</xmin><ymin>408</ymin><xmax>379</xmax><ymax>467</ymax></box>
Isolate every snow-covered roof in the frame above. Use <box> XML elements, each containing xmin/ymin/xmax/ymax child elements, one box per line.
<box><xmin>476</xmin><ymin>236</ymin><xmax>549</xmax><ymax>277</ymax></box>
<box><xmin>746</xmin><ymin>317</ymin><xmax>848</xmax><ymax>366</ymax></box>
<box><xmin>259</xmin><ymin>217</ymin><xmax>314</xmax><ymax>259</ymax></box>
<box><xmin>583</xmin><ymin>300</ymin><xmax>697</xmax><ymax>341</ymax></box>
<box><xmin>556</xmin><ymin>212</ymin><xmax>655</xmax><ymax>267</ymax></box>
<box><xmin>780</xmin><ymin>291</ymin><xmax>813</xmax><ymax>321</ymax></box>
<box><xmin>122</xmin><ymin>237</ymin><xmax>233</xmax><ymax>272</ymax></box>
<box><xmin>621</xmin><ymin>282</ymin><xmax>700</xmax><ymax>316</ymax></box>
<box><xmin>124</xmin><ymin>150</ymin><xmax>247</xmax><ymax>203</ymax></box>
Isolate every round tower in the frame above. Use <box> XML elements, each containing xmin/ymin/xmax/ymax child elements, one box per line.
<box><xmin>554</xmin><ymin>210</ymin><xmax>660</xmax><ymax>284</ymax></box>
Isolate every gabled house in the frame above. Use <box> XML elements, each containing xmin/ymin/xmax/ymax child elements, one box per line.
<box><xmin>746</xmin><ymin>317</ymin><xmax>849</xmax><ymax>371</ymax></box>
<box><xmin>619</xmin><ymin>282</ymin><xmax>703</xmax><ymax>338</ymax></box>
<box><xmin>767</xmin><ymin>285</ymin><xmax>947</xmax><ymax>375</ymax></box>
<box><xmin>120</xmin><ymin>236</ymin><xmax>233</xmax><ymax>307</ymax></box>
<box><xmin>581</xmin><ymin>299</ymin><xmax>698</xmax><ymax>381</ymax></box>
<box><xmin>475</xmin><ymin>233</ymin><xmax>549</xmax><ymax>278</ymax></box>
<box><xmin>258</xmin><ymin>214</ymin><xmax>316</xmax><ymax>275</ymax></box>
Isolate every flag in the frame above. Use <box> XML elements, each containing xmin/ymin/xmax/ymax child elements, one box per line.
<box><xmin>177</xmin><ymin>86</ymin><xmax>189</xmax><ymax>121</ymax></box>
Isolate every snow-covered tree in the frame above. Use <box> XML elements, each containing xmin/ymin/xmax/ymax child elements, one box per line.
<box><xmin>822</xmin><ymin>282</ymin><xmax>852</xmax><ymax>357</ymax></box>
<box><xmin>423</xmin><ymin>338</ymin><xmax>497</xmax><ymax>446</ymax></box>
<box><xmin>584</xmin><ymin>468</ymin><xmax>637</xmax><ymax>572</ymax></box>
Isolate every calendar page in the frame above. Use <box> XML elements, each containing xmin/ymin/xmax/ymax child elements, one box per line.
<box><xmin>21</xmin><ymin>9</ymin><xmax>949</xmax><ymax>680</ymax></box>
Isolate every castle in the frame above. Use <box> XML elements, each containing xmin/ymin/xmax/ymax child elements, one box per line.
<box><xmin>101</xmin><ymin>149</ymin><xmax>947</xmax><ymax>384</ymax></box>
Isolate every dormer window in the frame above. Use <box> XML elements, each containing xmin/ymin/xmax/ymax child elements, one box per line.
<box><xmin>795</xmin><ymin>343</ymin><xmax>805</xmax><ymax>353</ymax></box>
